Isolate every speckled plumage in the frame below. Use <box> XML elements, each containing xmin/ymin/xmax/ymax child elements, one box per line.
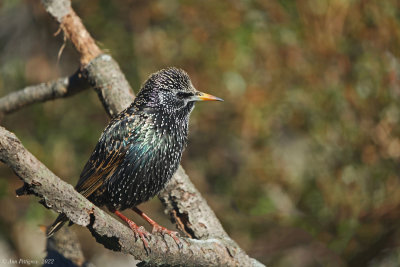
<box><xmin>47</xmin><ymin>67</ymin><xmax>222</xmax><ymax>237</ymax></box>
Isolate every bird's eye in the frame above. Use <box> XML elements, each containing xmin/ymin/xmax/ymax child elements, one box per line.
<box><xmin>176</xmin><ymin>92</ymin><xmax>193</xmax><ymax>99</ymax></box>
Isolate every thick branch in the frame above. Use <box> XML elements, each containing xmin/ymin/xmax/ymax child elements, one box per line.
<box><xmin>83</xmin><ymin>55</ymin><xmax>135</xmax><ymax>117</ymax></box>
<box><xmin>0</xmin><ymin>70</ymin><xmax>88</xmax><ymax>115</ymax></box>
<box><xmin>0</xmin><ymin>126</ymin><xmax>260</xmax><ymax>266</ymax></box>
<box><xmin>159</xmin><ymin>168</ymin><xmax>230</xmax><ymax>240</ymax></box>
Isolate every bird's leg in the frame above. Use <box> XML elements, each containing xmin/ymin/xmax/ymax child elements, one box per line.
<box><xmin>132</xmin><ymin>207</ymin><xmax>182</xmax><ymax>247</ymax></box>
<box><xmin>113</xmin><ymin>210</ymin><xmax>151</xmax><ymax>251</ymax></box>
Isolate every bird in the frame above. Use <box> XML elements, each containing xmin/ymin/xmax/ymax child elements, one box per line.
<box><xmin>46</xmin><ymin>67</ymin><xmax>223</xmax><ymax>250</ymax></box>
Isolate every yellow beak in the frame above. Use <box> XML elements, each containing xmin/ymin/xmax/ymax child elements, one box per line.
<box><xmin>191</xmin><ymin>91</ymin><xmax>224</xmax><ymax>102</ymax></box>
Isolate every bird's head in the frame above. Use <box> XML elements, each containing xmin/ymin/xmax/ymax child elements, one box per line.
<box><xmin>135</xmin><ymin>67</ymin><xmax>223</xmax><ymax>117</ymax></box>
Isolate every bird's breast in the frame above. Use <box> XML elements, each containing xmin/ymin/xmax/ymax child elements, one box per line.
<box><xmin>106</xmin><ymin>123</ymin><xmax>187</xmax><ymax>210</ymax></box>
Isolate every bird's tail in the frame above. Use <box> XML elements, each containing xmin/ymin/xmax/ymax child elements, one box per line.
<box><xmin>46</xmin><ymin>214</ymin><xmax>69</xmax><ymax>237</ymax></box>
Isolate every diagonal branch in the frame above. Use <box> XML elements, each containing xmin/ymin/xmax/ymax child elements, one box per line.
<box><xmin>0</xmin><ymin>69</ymin><xmax>88</xmax><ymax>116</ymax></box>
<box><xmin>83</xmin><ymin>55</ymin><xmax>135</xmax><ymax>117</ymax></box>
<box><xmin>0</xmin><ymin>126</ymin><xmax>259</xmax><ymax>266</ymax></box>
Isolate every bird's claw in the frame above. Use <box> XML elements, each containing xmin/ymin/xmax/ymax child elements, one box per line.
<box><xmin>152</xmin><ymin>224</ymin><xmax>182</xmax><ymax>249</ymax></box>
<box><xmin>128</xmin><ymin>222</ymin><xmax>151</xmax><ymax>253</ymax></box>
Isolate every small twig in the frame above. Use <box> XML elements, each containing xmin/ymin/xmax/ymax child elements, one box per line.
<box><xmin>0</xmin><ymin>69</ymin><xmax>88</xmax><ymax>116</ymax></box>
<box><xmin>57</xmin><ymin>33</ymin><xmax>67</xmax><ymax>64</ymax></box>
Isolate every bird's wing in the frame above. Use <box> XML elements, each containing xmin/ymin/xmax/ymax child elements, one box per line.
<box><xmin>75</xmin><ymin>117</ymin><xmax>132</xmax><ymax>198</ymax></box>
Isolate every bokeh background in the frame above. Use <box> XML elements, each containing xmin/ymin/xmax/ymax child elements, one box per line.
<box><xmin>1</xmin><ymin>0</ymin><xmax>400</xmax><ymax>266</ymax></box>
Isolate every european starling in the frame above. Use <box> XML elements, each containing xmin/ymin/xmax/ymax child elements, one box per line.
<box><xmin>47</xmin><ymin>67</ymin><xmax>223</xmax><ymax>249</ymax></box>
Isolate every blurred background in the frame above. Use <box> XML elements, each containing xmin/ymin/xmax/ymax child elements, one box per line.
<box><xmin>1</xmin><ymin>0</ymin><xmax>400</xmax><ymax>266</ymax></box>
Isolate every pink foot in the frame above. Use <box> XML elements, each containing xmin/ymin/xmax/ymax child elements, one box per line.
<box><xmin>152</xmin><ymin>224</ymin><xmax>182</xmax><ymax>248</ymax></box>
<box><xmin>132</xmin><ymin>207</ymin><xmax>182</xmax><ymax>248</ymax></box>
<box><xmin>114</xmin><ymin>211</ymin><xmax>151</xmax><ymax>252</ymax></box>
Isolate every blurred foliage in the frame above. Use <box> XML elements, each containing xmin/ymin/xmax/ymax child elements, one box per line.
<box><xmin>1</xmin><ymin>0</ymin><xmax>400</xmax><ymax>266</ymax></box>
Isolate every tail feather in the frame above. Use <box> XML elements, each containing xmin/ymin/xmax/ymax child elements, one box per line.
<box><xmin>46</xmin><ymin>214</ymin><xmax>69</xmax><ymax>237</ymax></box>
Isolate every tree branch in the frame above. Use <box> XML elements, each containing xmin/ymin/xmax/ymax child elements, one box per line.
<box><xmin>0</xmin><ymin>126</ymin><xmax>260</xmax><ymax>266</ymax></box>
<box><xmin>159</xmin><ymin>168</ymin><xmax>230</xmax><ymax>240</ymax></box>
<box><xmin>0</xmin><ymin>69</ymin><xmax>88</xmax><ymax>116</ymax></box>
<box><xmin>83</xmin><ymin>55</ymin><xmax>135</xmax><ymax>117</ymax></box>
